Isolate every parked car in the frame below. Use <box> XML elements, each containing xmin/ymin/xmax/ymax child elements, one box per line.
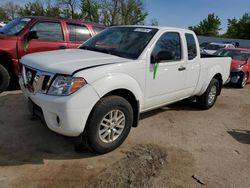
<box><xmin>0</xmin><ymin>16</ymin><xmax>105</xmax><ymax>93</ymax></box>
<box><xmin>19</xmin><ymin>26</ymin><xmax>231</xmax><ymax>154</ymax></box>
<box><xmin>223</xmin><ymin>41</ymin><xmax>240</xmax><ymax>47</ymax></box>
<box><xmin>202</xmin><ymin>42</ymin><xmax>235</xmax><ymax>54</ymax></box>
<box><xmin>0</xmin><ymin>21</ymin><xmax>6</xmax><ymax>28</ymax></box>
<box><xmin>214</xmin><ymin>48</ymin><xmax>250</xmax><ymax>88</ymax></box>
<box><xmin>199</xmin><ymin>42</ymin><xmax>210</xmax><ymax>49</ymax></box>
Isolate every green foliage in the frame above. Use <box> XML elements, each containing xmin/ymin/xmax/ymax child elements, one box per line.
<box><xmin>0</xmin><ymin>7</ymin><xmax>9</xmax><ymax>21</ymax></box>
<box><xmin>0</xmin><ymin>2</ymin><xmax>20</xmax><ymax>21</ymax></box>
<box><xmin>3</xmin><ymin>2</ymin><xmax>21</xmax><ymax>20</ymax></box>
<box><xmin>56</xmin><ymin>0</ymin><xmax>79</xmax><ymax>19</ymax></box>
<box><xmin>120</xmin><ymin>0</ymin><xmax>148</xmax><ymax>25</ymax></box>
<box><xmin>98</xmin><ymin>0</ymin><xmax>147</xmax><ymax>25</ymax></box>
<box><xmin>18</xmin><ymin>0</ymin><xmax>45</xmax><ymax>16</ymax></box>
<box><xmin>189</xmin><ymin>13</ymin><xmax>221</xmax><ymax>36</ymax></box>
<box><xmin>225</xmin><ymin>13</ymin><xmax>250</xmax><ymax>39</ymax></box>
<box><xmin>0</xmin><ymin>0</ymin><xmax>148</xmax><ymax>25</ymax></box>
<box><xmin>80</xmin><ymin>0</ymin><xmax>99</xmax><ymax>22</ymax></box>
<box><xmin>150</xmin><ymin>18</ymin><xmax>159</xmax><ymax>26</ymax></box>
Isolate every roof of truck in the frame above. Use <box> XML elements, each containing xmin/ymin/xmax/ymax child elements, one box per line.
<box><xmin>111</xmin><ymin>25</ymin><xmax>194</xmax><ymax>32</ymax></box>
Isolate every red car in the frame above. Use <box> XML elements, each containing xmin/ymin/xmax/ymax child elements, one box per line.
<box><xmin>0</xmin><ymin>16</ymin><xmax>105</xmax><ymax>93</ymax></box>
<box><xmin>215</xmin><ymin>48</ymin><xmax>250</xmax><ymax>88</ymax></box>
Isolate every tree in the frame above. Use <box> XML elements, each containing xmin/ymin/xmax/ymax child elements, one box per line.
<box><xmin>19</xmin><ymin>0</ymin><xmax>45</xmax><ymax>16</ymax></box>
<box><xmin>3</xmin><ymin>2</ymin><xmax>21</xmax><ymax>20</ymax></box>
<box><xmin>150</xmin><ymin>18</ymin><xmax>159</xmax><ymax>26</ymax></box>
<box><xmin>98</xmin><ymin>0</ymin><xmax>148</xmax><ymax>26</ymax></box>
<box><xmin>57</xmin><ymin>0</ymin><xmax>79</xmax><ymax>19</ymax></box>
<box><xmin>120</xmin><ymin>0</ymin><xmax>148</xmax><ymax>25</ymax></box>
<box><xmin>189</xmin><ymin>13</ymin><xmax>221</xmax><ymax>36</ymax></box>
<box><xmin>0</xmin><ymin>7</ymin><xmax>9</xmax><ymax>21</ymax></box>
<box><xmin>80</xmin><ymin>0</ymin><xmax>100</xmax><ymax>22</ymax></box>
<box><xmin>225</xmin><ymin>13</ymin><xmax>250</xmax><ymax>39</ymax></box>
<box><xmin>44</xmin><ymin>0</ymin><xmax>61</xmax><ymax>17</ymax></box>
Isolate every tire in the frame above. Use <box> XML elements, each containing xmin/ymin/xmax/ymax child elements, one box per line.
<box><xmin>0</xmin><ymin>64</ymin><xmax>10</xmax><ymax>93</ymax></box>
<box><xmin>197</xmin><ymin>78</ymin><xmax>220</xmax><ymax>110</ymax></box>
<box><xmin>80</xmin><ymin>95</ymin><xmax>134</xmax><ymax>154</ymax></box>
<box><xmin>236</xmin><ymin>72</ymin><xmax>248</xmax><ymax>88</ymax></box>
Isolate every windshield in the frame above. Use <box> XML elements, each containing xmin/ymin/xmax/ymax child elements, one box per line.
<box><xmin>80</xmin><ymin>27</ymin><xmax>158</xmax><ymax>59</ymax></box>
<box><xmin>214</xmin><ymin>49</ymin><xmax>250</xmax><ymax>61</ymax></box>
<box><xmin>0</xmin><ymin>17</ymin><xmax>32</xmax><ymax>36</ymax></box>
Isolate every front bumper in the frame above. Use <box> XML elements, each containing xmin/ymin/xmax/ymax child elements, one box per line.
<box><xmin>19</xmin><ymin>76</ymin><xmax>100</xmax><ymax>137</ymax></box>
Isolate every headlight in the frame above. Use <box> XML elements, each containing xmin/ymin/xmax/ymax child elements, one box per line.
<box><xmin>47</xmin><ymin>75</ymin><xmax>87</xmax><ymax>96</ymax></box>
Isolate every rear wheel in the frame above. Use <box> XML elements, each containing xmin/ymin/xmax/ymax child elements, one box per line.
<box><xmin>0</xmin><ymin>64</ymin><xmax>10</xmax><ymax>93</ymax></box>
<box><xmin>237</xmin><ymin>72</ymin><xmax>248</xmax><ymax>88</ymax></box>
<box><xmin>197</xmin><ymin>78</ymin><xmax>220</xmax><ymax>110</ymax></box>
<box><xmin>79</xmin><ymin>95</ymin><xmax>133</xmax><ymax>154</ymax></box>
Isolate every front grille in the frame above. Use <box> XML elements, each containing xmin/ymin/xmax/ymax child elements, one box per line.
<box><xmin>22</xmin><ymin>65</ymin><xmax>54</xmax><ymax>94</ymax></box>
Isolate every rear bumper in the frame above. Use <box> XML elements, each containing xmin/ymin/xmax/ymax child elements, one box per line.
<box><xmin>19</xmin><ymin>77</ymin><xmax>100</xmax><ymax>137</ymax></box>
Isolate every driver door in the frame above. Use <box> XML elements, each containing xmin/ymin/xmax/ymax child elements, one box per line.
<box><xmin>19</xmin><ymin>21</ymin><xmax>67</xmax><ymax>57</ymax></box>
<box><xmin>144</xmin><ymin>32</ymin><xmax>187</xmax><ymax>109</ymax></box>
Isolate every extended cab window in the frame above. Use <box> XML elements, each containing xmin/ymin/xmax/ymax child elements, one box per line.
<box><xmin>185</xmin><ymin>33</ymin><xmax>197</xmax><ymax>60</ymax></box>
<box><xmin>152</xmin><ymin>32</ymin><xmax>182</xmax><ymax>61</ymax></box>
<box><xmin>67</xmin><ymin>24</ymin><xmax>91</xmax><ymax>42</ymax></box>
<box><xmin>30</xmin><ymin>22</ymin><xmax>64</xmax><ymax>41</ymax></box>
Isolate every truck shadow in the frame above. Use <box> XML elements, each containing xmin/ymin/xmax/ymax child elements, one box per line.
<box><xmin>227</xmin><ymin>129</ymin><xmax>250</xmax><ymax>145</ymax></box>
<box><xmin>140</xmin><ymin>98</ymin><xmax>200</xmax><ymax>120</ymax></box>
<box><xmin>0</xmin><ymin>92</ymin><xmax>96</xmax><ymax>167</ymax></box>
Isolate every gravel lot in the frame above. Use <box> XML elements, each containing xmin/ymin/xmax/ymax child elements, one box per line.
<box><xmin>0</xmin><ymin>85</ymin><xmax>250</xmax><ymax>188</ymax></box>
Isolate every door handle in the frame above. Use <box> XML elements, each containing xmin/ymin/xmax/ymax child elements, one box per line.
<box><xmin>59</xmin><ymin>45</ymin><xmax>67</xmax><ymax>49</ymax></box>
<box><xmin>178</xmin><ymin>66</ymin><xmax>186</xmax><ymax>71</ymax></box>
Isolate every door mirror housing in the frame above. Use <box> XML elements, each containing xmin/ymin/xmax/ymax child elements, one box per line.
<box><xmin>151</xmin><ymin>50</ymin><xmax>175</xmax><ymax>64</ymax></box>
<box><xmin>25</xmin><ymin>31</ymin><xmax>38</xmax><ymax>41</ymax></box>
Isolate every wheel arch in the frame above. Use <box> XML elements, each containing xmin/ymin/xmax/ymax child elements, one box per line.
<box><xmin>213</xmin><ymin>73</ymin><xmax>223</xmax><ymax>95</ymax></box>
<box><xmin>90</xmin><ymin>74</ymin><xmax>143</xmax><ymax>128</ymax></box>
<box><xmin>0</xmin><ymin>52</ymin><xmax>15</xmax><ymax>75</ymax></box>
<box><xmin>102</xmin><ymin>88</ymin><xmax>140</xmax><ymax>127</ymax></box>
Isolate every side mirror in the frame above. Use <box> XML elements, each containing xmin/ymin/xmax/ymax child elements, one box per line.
<box><xmin>152</xmin><ymin>50</ymin><xmax>175</xmax><ymax>63</ymax></box>
<box><xmin>25</xmin><ymin>31</ymin><xmax>38</xmax><ymax>41</ymax></box>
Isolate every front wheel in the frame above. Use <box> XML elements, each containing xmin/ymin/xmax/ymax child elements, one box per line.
<box><xmin>80</xmin><ymin>95</ymin><xmax>134</xmax><ymax>154</ymax></box>
<box><xmin>197</xmin><ymin>78</ymin><xmax>220</xmax><ymax>110</ymax></box>
<box><xmin>237</xmin><ymin>72</ymin><xmax>248</xmax><ymax>88</ymax></box>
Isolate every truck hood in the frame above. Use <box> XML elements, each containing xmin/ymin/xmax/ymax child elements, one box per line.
<box><xmin>21</xmin><ymin>49</ymin><xmax>129</xmax><ymax>75</ymax></box>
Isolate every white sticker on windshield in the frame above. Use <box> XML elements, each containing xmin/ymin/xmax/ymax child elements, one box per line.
<box><xmin>21</xmin><ymin>18</ymin><xmax>31</xmax><ymax>22</ymax></box>
<box><xmin>134</xmin><ymin>28</ymin><xmax>152</xmax><ymax>33</ymax></box>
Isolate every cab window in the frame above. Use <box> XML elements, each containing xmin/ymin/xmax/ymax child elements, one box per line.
<box><xmin>30</xmin><ymin>22</ymin><xmax>64</xmax><ymax>41</ymax></box>
<box><xmin>152</xmin><ymin>32</ymin><xmax>182</xmax><ymax>62</ymax></box>
<box><xmin>67</xmin><ymin>24</ymin><xmax>91</xmax><ymax>42</ymax></box>
<box><xmin>185</xmin><ymin>33</ymin><xmax>197</xmax><ymax>60</ymax></box>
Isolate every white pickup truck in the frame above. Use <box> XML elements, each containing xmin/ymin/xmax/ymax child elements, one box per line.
<box><xmin>19</xmin><ymin>26</ymin><xmax>231</xmax><ymax>153</ymax></box>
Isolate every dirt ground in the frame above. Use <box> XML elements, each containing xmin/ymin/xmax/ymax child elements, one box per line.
<box><xmin>0</xmin><ymin>85</ymin><xmax>250</xmax><ymax>188</ymax></box>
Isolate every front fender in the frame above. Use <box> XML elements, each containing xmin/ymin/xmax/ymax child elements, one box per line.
<box><xmin>90</xmin><ymin>73</ymin><xmax>144</xmax><ymax>109</ymax></box>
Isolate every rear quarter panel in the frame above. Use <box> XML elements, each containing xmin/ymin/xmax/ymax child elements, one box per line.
<box><xmin>194</xmin><ymin>57</ymin><xmax>231</xmax><ymax>96</ymax></box>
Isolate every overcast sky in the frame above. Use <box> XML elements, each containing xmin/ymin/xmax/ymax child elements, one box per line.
<box><xmin>1</xmin><ymin>0</ymin><xmax>250</xmax><ymax>32</ymax></box>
